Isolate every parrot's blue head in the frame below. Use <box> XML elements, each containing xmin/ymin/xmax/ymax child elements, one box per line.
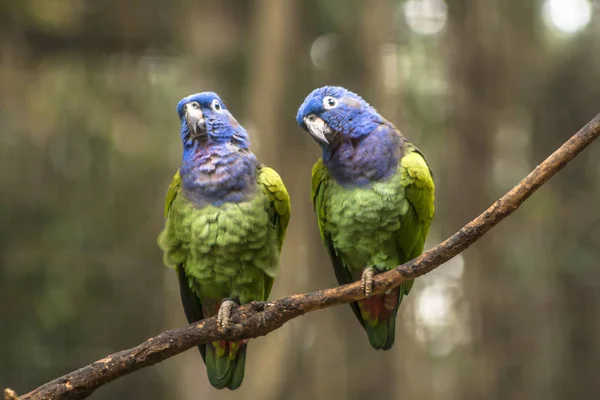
<box><xmin>176</xmin><ymin>92</ymin><xmax>258</xmax><ymax>205</ymax></box>
<box><xmin>296</xmin><ymin>86</ymin><xmax>384</xmax><ymax>148</ymax></box>
<box><xmin>177</xmin><ymin>92</ymin><xmax>250</xmax><ymax>149</ymax></box>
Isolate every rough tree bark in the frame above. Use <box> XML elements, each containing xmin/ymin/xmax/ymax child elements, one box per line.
<box><xmin>5</xmin><ymin>113</ymin><xmax>600</xmax><ymax>400</ymax></box>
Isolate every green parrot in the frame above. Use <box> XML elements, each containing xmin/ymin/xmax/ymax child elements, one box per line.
<box><xmin>158</xmin><ymin>92</ymin><xmax>290</xmax><ymax>389</ymax></box>
<box><xmin>296</xmin><ymin>86</ymin><xmax>435</xmax><ymax>350</ymax></box>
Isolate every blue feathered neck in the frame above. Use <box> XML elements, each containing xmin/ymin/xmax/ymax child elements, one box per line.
<box><xmin>324</xmin><ymin>123</ymin><xmax>403</xmax><ymax>187</ymax></box>
<box><xmin>180</xmin><ymin>140</ymin><xmax>258</xmax><ymax>206</ymax></box>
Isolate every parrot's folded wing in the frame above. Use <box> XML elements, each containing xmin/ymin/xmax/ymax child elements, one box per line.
<box><xmin>161</xmin><ymin>169</ymin><xmax>207</xmax><ymax>360</ymax></box>
<box><xmin>311</xmin><ymin>159</ymin><xmax>365</xmax><ymax>323</ymax></box>
<box><xmin>164</xmin><ymin>169</ymin><xmax>181</xmax><ymax>218</ymax></box>
<box><xmin>396</xmin><ymin>144</ymin><xmax>435</xmax><ymax>296</ymax></box>
<box><xmin>257</xmin><ymin>164</ymin><xmax>291</xmax><ymax>297</ymax></box>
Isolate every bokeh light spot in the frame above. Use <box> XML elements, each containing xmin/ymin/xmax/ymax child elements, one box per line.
<box><xmin>417</xmin><ymin>285</ymin><xmax>451</xmax><ymax>327</ymax></box>
<box><xmin>403</xmin><ymin>0</ymin><xmax>448</xmax><ymax>36</ymax></box>
<box><xmin>543</xmin><ymin>0</ymin><xmax>592</xmax><ymax>34</ymax></box>
<box><xmin>310</xmin><ymin>34</ymin><xmax>339</xmax><ymax>69</ymax></box>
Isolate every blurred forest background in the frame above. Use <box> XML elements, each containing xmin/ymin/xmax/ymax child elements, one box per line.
<box><xmin>1</xmin><ymin>0</ymin><xmax>600</xmax><ymax>399</ymax></box>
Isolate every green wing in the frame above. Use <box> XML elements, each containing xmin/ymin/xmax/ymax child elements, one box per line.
<box><xmin>311</xmin><ymin>159</ymin><xmax>329</xmax><ymax>244</ymax></box>
<box><xmin>159</xmin><ymin>169</ymin><xmax>207</xmax><ymax>359</ymax></box>
<box><xmin>163</xmin><ymin>169</ymin><xmax>181</xmax><ymax>218</ymax></box>
<box><xmin>311</xmin><ymin>159</ymin><xmax>365</xmax><ymax>322</ymax></box>
<box><xmin>396</xmin><ymin>144</ymin><xmax>435</xmax><ymax>295</ymax></box>
<box><xmin>257</xmin><ymin>164</ymin><xmax>291</xmax><ymax>297</ymax></box>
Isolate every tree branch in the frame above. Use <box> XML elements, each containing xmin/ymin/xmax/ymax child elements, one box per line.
<box><xmin>8</xmin><ymin>113</ymin><xmax>600</xmax><ymax>400</ymax></box>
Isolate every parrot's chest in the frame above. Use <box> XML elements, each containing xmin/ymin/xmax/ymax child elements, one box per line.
<box><xmin>168</xmin><ymin>190</ymin><xmax>280</xmax><ymax>291</ymax></box>
<box><xmin>324</xmin><ymin>179</ymin><xmax>407</xmax><ymax>266</ymax></box>
<box><xmin>173</xmin><ymin>193</ymin><xmax>271</xmax><ymax>253</ymax></box>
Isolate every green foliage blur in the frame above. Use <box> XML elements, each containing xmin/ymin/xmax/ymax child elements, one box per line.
<box><xmin>1</xmin><ymin>0</ymin><xmax>600</xmax><ymax>399</ymax></box>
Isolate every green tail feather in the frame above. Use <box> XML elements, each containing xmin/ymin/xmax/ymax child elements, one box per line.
<box><xmin>205</xmin><ymin>342</ymin><xmax>247</xmax><ymax>390</ymax></box>
<box><xmin>363</xmin><ymin>317</ymin><xmax>398</xmax><ymax>350</ymax></box>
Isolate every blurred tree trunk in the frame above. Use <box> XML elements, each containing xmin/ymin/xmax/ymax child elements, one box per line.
<box><xmin>359</xmin><ymin>0</ymin><xmax>391</xmax><ymax>108</ymax></box>
<box><xmin>446</xmin><ymin>1</ymin><xmax>539</xmax><ymax>399</ymax></box>
<box><xmin>244</xmin><ymin>0</ymin><xmax>294</xmax><ymax>165</ymax></box>
<box><xmin>446</xmin><ymin>3</ymin><xmax>500</xmax><ymax>396</ymax></box>
<box><xmin>531</xmin><ymin>35</ymin><xmax>600</xmax><ymax>399</ymax></box>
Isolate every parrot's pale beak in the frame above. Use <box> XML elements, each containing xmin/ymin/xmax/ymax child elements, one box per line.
<box><xmin>184</xmin><ymin>103</ymin><xmax>207</xmax><ymax>139</ymax></box>
<box><xmin>303</xmin><ymin>115</ymin><xmax>331</xmax><ymax>146</ymax></box>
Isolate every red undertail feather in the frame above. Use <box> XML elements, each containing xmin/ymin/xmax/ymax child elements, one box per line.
<box><xmin>358</xmin><ymin>288</ymin><xmax>400</xmax><ymax>325</ymax></box>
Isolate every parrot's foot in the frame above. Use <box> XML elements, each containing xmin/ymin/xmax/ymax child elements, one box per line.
<box><xmin>360</xmin><ymin>267</ymin><xmax>376</xmax><ymax>297</ymax></box>
<box><xmin>217</xmin><ymin>299</ymin><xmax>236</xmax><ymax>330</ymax></box>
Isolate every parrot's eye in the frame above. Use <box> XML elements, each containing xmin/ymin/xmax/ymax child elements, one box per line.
<box><xmin>190</xmin><ymin>102</ymin><xmax>200</xmax><ymax>109</ymax></box>
<box><xmin>211</xmin><ymin>99</ymin><xmax>222</xmax><ymax>111</ymax></box>
<box><xmin>323</xmin><ymin>96</ymin><xmax>338</xmax><ymax>110</ymax></box>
